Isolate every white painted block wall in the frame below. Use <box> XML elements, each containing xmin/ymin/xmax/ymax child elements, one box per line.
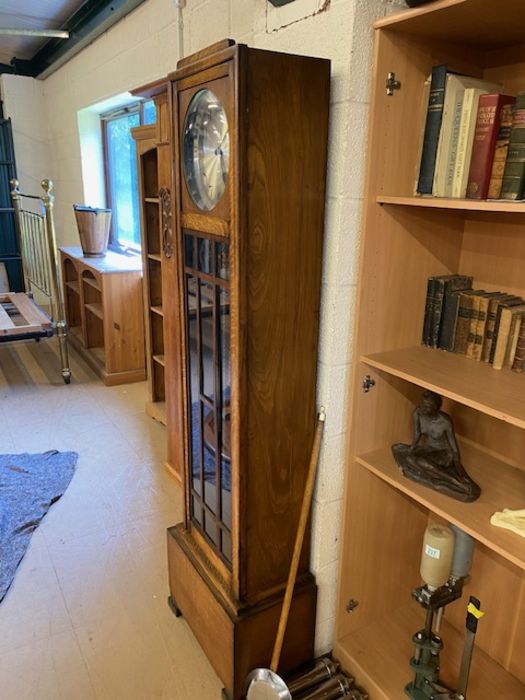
<box><xmin>0</xmin><ymin>0</ymin><xmax>408</xmax><ymax>654</ymax></box>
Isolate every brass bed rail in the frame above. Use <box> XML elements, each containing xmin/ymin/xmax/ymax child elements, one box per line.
<box><xmin>8</xmin><ymin>178</ymin><xmax>71</xmax><ymax>383</ymax></box>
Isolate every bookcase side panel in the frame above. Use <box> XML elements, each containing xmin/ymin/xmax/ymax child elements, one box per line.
<box><xmin>103</xmin><ymin>273</ymin><xmax>145</xmax><ymax>373</ymax></box>
<box><xmin>335</xmin><ymin>461</ymin><xmax>427</xmax><ymax>641</ymax></box>
<box><xmin>509</xmin><ymin>578</ymin><xmax>525</xmax><ymax>683</ymax></box>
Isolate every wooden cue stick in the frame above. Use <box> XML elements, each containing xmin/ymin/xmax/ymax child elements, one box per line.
<box><xmin>270</xmin><ymin>406</ymin><xmax>326</xmax><ymax>673</ymax></box>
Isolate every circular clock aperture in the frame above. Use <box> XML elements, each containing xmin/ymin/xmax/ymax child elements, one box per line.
<box><xmin>183</xmin><ymin>89</ymin><xmax>230</xmax><ymax>211</ymax></box>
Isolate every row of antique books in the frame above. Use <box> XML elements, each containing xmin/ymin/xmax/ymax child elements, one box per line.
<box><xmin>422</xmin><ymin>274</ymin><xmax>525</xmax><ymax>372</ymax></box>
<box><xmin>416</xmin><ymin>64</ymin><xmax>525</xmax><ymax>201</ymax></box>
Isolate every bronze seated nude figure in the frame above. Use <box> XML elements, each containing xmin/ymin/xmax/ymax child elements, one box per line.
<box><xmin>392</xmin><ymin>390</ymin><xmax>481</xmax><ymax>503</ymax></box>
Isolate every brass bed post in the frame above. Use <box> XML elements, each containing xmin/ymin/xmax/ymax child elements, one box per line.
<box><xmin>10</xmin><ymin>179</ymin><xmax>30</xmax><ymax>292</ymax></box>
<box><xmin>41</xmin><ymin>179</ymin><xmax>71</xmax><ymax>384</ymax></box>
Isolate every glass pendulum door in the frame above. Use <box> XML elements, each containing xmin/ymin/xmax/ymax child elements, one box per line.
<box><xmin>183</xmin><ymin>231</ymin><xmax>232</xmax><ymax>565</ymax></box>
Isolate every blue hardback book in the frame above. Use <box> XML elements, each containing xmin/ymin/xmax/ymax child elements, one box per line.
<box><xmin>417</xmin><ymin>64</ymin><xmax>448</xmax><ymax>194</ymax></box>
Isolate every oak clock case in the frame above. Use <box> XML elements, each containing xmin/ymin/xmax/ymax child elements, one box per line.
<box><xmin>166</xmin><ymin>40</ymin><xmax>330</xmax><ymax>700</ymax></box>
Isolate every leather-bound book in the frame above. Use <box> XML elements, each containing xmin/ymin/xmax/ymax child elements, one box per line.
<box><xmin>467</xmin><ymin>94</ymin><xmax>516</xmax><ymax>200</ymax></box>
<box><xmin>422</xmin><ymin>277</ymin><xmax>437</xmax><ymax>346</ymax></box>
<box><xmin>438</xmin><ymin>275</ymin><xmax>473</xmax><ymax>350</ymax></box>
<box><xmin>488</xmin><ymin>297</ymin><xmax>525</xmax><ymax>364</ymax></box>
<box><xmin>466</xmin><ymin>291</ymin><xmax>486</xmax><ymax>358</ymax></box>
<box><xmin>505</xmin><ymin>313</ymin><xmax>524</xmax><ymax>368</ymax></box>
<box><xmin>472</xmin><ymin>292</ymin><xmax>506</xmax><ymax>360</ymax></box>
<box><xmin>488</xmin><ymin>102</ymin><xmax>515</xmax><ymax>199</ymax></box>
<box><xmin>482</xmin><ymin>294</ymin><xmax>516</xmax><ymax>362</ymax></box>
<box><xmin>429</xmin><ymin>275</ymin><xmax>466</xmax><ymax>348</ymax></box>
<box><xmin>500</xmin><ymin>93</ymin><xmax>525</xmax><ymax>199</ymax></box>
<box><xmin>511</xmin><ymin>321</ymin><xmax>525</xmax><ymax>372</ymax></box>
<box><xmin>492</xmin><ymin>305</ymin><xmax>525</xmax><ymax>370</ymax></box>
<box><xmin>454</xmin><ymin>289</ymin><xmax>482</xmax><ymax>355</ymax></box>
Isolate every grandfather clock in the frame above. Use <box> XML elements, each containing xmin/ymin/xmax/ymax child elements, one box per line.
<box><xmin>166</xmin><ymin>39</ymin><xmax>330</xmax><ymax>700</ymax></box>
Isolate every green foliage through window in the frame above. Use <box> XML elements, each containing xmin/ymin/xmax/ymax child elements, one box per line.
<box><xmin>102</xmin><ymin>99</ymin><xmax>156</xmax><ymax>252</ymax></box>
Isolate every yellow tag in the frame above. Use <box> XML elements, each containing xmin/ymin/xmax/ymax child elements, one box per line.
<box><xmin>467</xmin><ymin>602</ymin><xmax>485</xmax><ymax>620</ymax></box>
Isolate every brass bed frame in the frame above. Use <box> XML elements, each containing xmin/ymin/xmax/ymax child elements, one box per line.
<box><xmin>0</xmin><ymin>179</ymin><xmax>71</xmax><ymax>384</ymax></box>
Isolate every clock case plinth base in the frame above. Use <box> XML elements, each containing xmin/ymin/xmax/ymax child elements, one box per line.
<box><xmin>167</xmin><ymin>525</ymin><xmax>317</xmax><ymax>700</ymax></box>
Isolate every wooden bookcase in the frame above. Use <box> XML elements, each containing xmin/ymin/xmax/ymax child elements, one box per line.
<box><xmin>131</xmin><ymin>81</ymin><xmax>184</xmax><ymax>483</ymax></box>
<box><xmin>334</xmin><ymin>2</ymin><xmax>525</xmax><ymax>699</ymax></box>
<box><xmin>60</xmin><ymin>246</ymin><xmax>145</xmax><ymax>386</ymax></box>
<box><xmin>132</xmin><ymin>120</ymin><xmax>165</xmax><ymax>425</ymax></box>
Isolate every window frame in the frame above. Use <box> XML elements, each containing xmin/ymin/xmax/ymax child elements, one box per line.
<box><xmin>101</xmin><ymin>99</ymin><xmax>154</xmax><ymax>255</ymax></box>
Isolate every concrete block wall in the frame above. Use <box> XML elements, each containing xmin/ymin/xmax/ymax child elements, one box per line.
<box><xmin>0</xmin><ymin>74</ymin><xmax>50</xmax><ymax>198</ymax></box>
<box><xmin>0</xmin><ymin>0</ymin><xmax>409</xmax><ymax>655</ymax></box>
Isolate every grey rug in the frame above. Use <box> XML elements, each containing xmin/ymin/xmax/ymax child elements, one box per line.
<box><xmin>0</xmin><ymin>450</ymin><xmax>78</xmax><ymax>602</ymax></box>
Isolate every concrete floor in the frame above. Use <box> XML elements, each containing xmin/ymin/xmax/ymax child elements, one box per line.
<box><xmin>0</xmin><ymin>339</ymin><xmax>222</xmax><ymax>699</ymax></box>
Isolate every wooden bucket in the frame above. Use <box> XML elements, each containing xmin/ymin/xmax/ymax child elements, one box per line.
<box><xmin>73</xmin><ymin>205</ymin><xmax>112</xmax><ymax>258</ymax></box>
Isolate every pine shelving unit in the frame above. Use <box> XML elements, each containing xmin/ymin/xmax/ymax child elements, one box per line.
<box><xmin>334</xmin><ymin>2</ymin><xmax>525</xmax><ymax>699</ymax></box>
<box><xmin>60</xmin><ymin>246</ymin><xmax>145</xmax><ymax>386</ymax></box>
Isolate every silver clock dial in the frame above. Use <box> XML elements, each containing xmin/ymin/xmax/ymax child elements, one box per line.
<box><xmin>183</xmin><ymin>89</ymin><xmax>230</xmax><ymax>211</ymax></box>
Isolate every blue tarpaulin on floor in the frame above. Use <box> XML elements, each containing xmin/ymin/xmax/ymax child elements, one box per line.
<box><xmin>0</xmin><ymin>450</ymin><xmax>78</xmax><ymax>602</ymax></box>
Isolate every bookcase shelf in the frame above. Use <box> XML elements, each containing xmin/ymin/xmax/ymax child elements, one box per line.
<box><xmin>374</xmin><ymin>0</ymin><xmax>525</xmax><ymax>52</ymax></box>
<box><xmin>65</xmin><ymin>280</ymin><xmax>79</xmax><ymax>294</ymax></box>
<box><xmin>84</xmin><ymin>302</ymin><xmax>103</xmax><ymax>320</ymax></box>
<box><xmin>82</xmin><ymin>276</ymin><xmax>101</xmax><ymax>292</ymax></box>
<box><xmin>356</xmin><ymin>445</ymin><xmax>525</xmax><ymax>570</ymax></box>
<box><xmin>377</xmin><ymin>195</ymin><xmax>525</xmax><ymax>213</ymax></box>
<box><xmin>362</xmin><ymin>346</ymin><xmax>525</xmax><ymax>429</ymax></box>
<box><xmin>150</xmin><ymin>304</ymin><xmax>164</xmax><ymax>317</ymax></box>
<box><xmin>153</xmin><ymin>353</ymin><xmax>165</xmax><ymax>367</ymax></box>
<box><xmin>334</xmin><ymin>1</ymin><xmax>525</xmax><ymax>696</ymax></box>
<box><xmin>335</xmin><ymin>604</ymin><xmax>525</xmax><ymax>700</ymax></box>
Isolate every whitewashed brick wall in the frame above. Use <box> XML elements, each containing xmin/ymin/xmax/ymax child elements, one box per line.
<box><xmin>0</xmin><ymin>0</ymin><xmax>409</xmax><ymax>654</ymax></box>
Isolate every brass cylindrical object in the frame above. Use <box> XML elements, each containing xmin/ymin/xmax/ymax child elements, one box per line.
<box><xmin>288</xmin><ymin>658</ymin><xmax>340</xmax><ymax>696</ymax></box>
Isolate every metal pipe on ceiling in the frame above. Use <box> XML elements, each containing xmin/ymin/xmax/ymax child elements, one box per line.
<box><xmin>0</xmin><ymin>29</ymin><xmax>70</xmax><ymax>39</ymax></box>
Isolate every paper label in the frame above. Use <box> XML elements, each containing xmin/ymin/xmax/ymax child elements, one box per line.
<box><xmin>425</xmin><ymin>544</ymin><xmax>441</xmax><ymax>559</ymax></box>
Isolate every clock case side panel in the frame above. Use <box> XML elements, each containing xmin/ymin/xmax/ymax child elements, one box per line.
<box><xmin>237</xmin><ymin>45</ymin><xmax>331</xmax><ymax>602</ymax></box>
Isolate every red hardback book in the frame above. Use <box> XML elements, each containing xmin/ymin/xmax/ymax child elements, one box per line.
<box><xmin>466</xmin><ymin>94</ymin><xmax>516</xmax><ymax>199</ymax></box>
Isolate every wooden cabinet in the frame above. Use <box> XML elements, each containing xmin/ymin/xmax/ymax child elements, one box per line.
<box><xmin>131</xmin><ymin>80</ymin><xmax>185</xmax><ymax>483</ymax></box>
<box><xmin>333</xmin><ymin>2</ymin><xmax>525</xmax><ymax>699</ymax></box>
<box><xmin>166</xmin><ymin>40</ymin><xmax>330</xmax><ymax>700</ymax></box>
<box><xmin>60</xmin><ymin>246</ymin><xmax>145</xmax><ymax>386</ymax></box>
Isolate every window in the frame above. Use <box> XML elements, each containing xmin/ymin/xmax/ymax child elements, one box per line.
<box><xmin>101</xmin><ymin>99</ymin><xmax>156</xmax><ymax>253</ymax></box>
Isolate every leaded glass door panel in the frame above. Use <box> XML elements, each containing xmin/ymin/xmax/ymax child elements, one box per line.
<box><xmin>183</xmin><ymin>230</ymin><xmax>232</xmax><ymax>565</ymax></box>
